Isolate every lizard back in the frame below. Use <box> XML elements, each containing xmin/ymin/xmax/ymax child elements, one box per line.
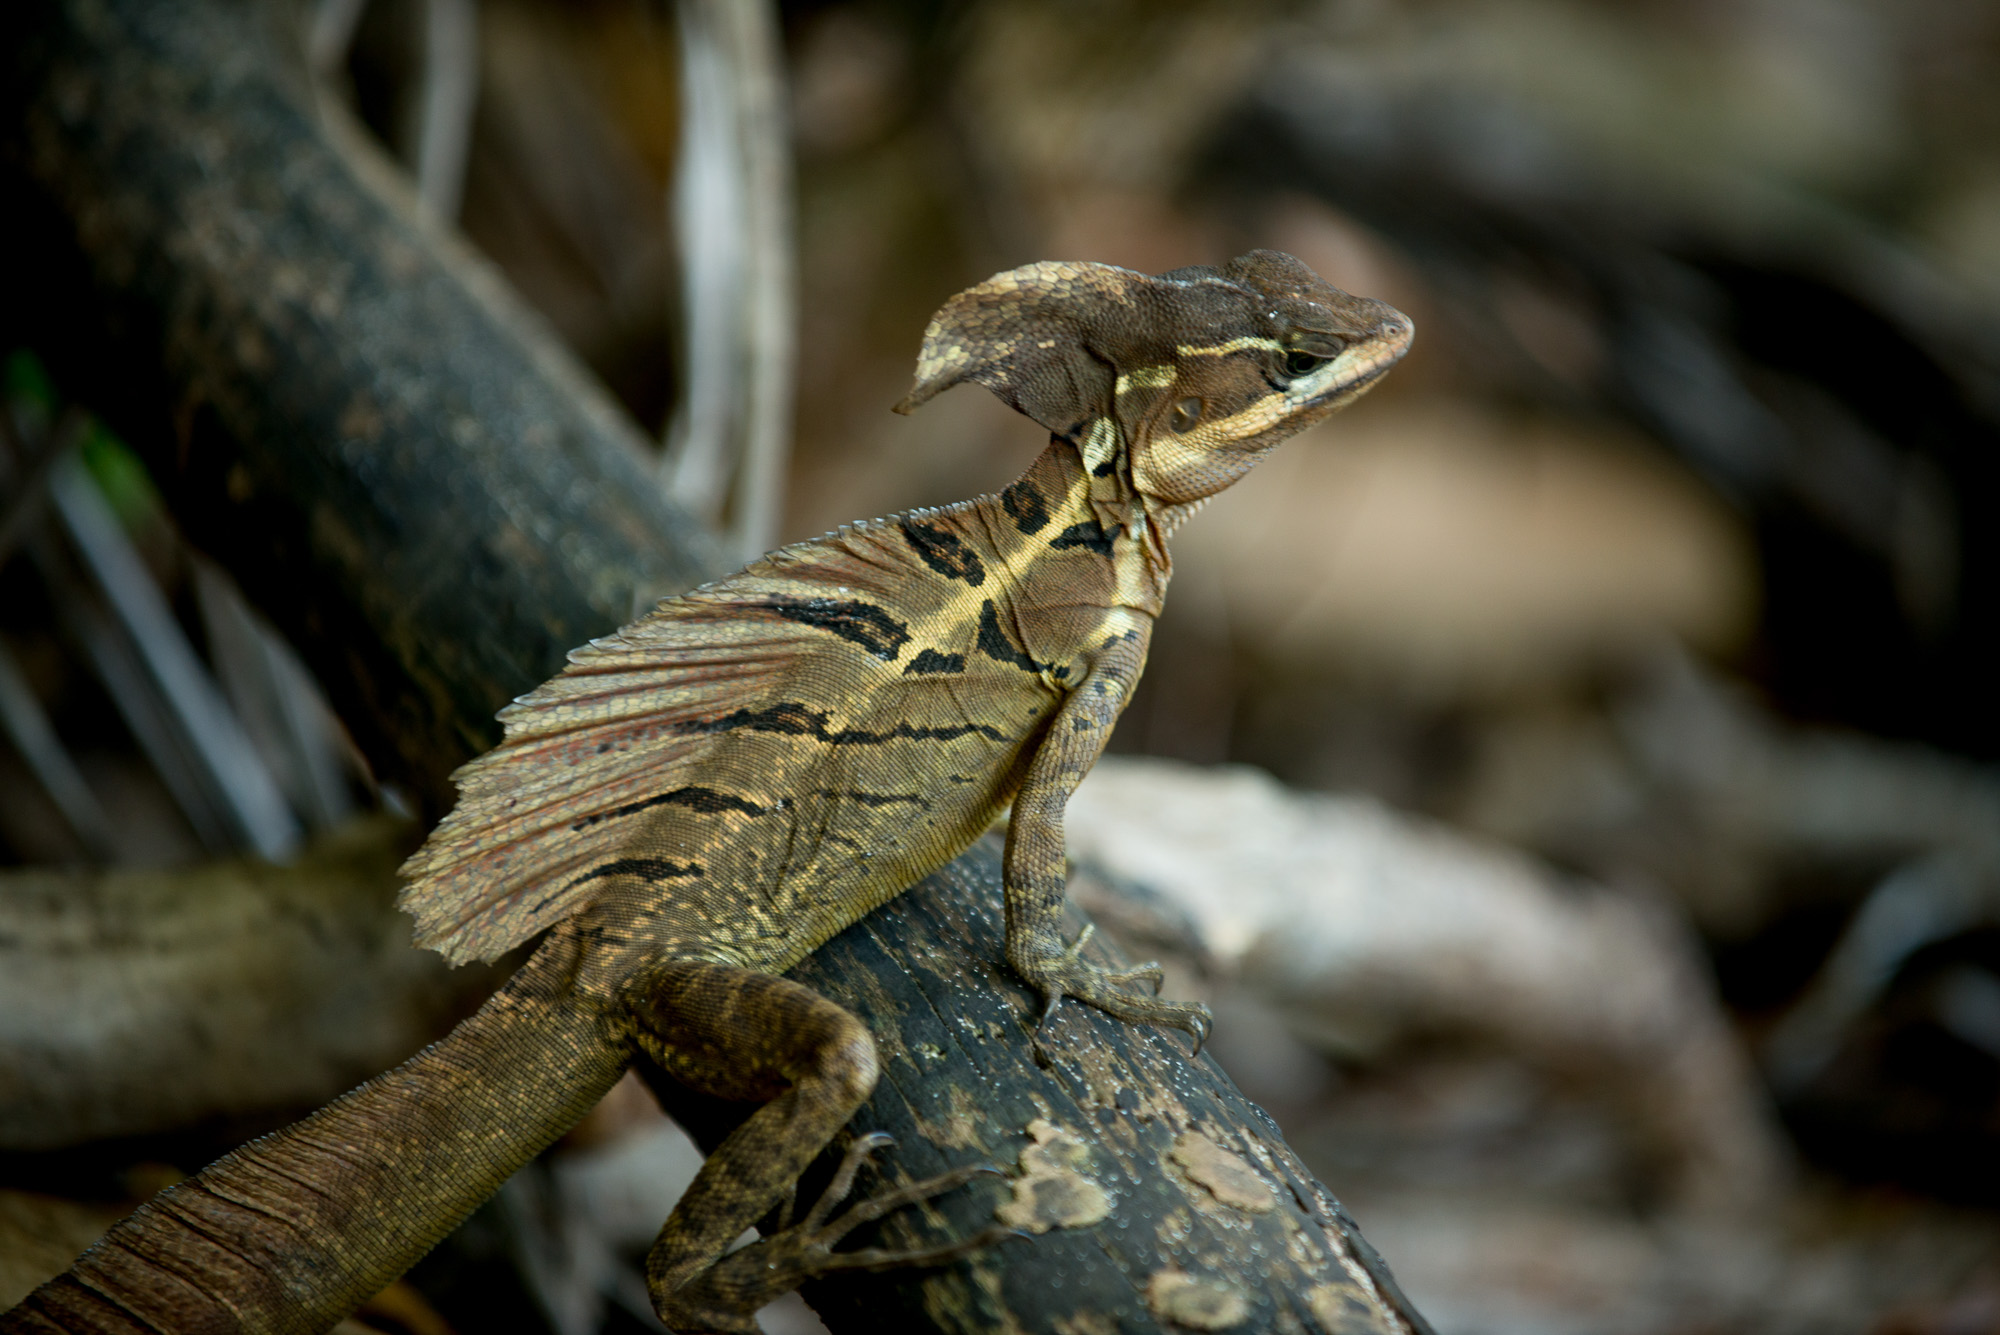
<box><xmin>398</xmin><ymin>442</ymin><xmax>1141</xmax><ymax>967</ymax></box>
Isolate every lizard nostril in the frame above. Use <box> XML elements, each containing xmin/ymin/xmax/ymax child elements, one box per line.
<box><xmin>1171</xmin><ymin>397</ymin><xmax>1203</xmax><ymax>433</ymax></box>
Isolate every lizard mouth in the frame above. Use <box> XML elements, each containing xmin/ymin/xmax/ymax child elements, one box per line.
<box><xmin>1287</xmin><ymin>311</ymin><xmax>1414</xmax><ymax>410</ymax></box>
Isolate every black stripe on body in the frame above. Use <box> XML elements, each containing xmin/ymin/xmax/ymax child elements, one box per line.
<box><xmin>900</xmin><ymin>520</ymin><xmax>986</xmax><ymax>586</ymax></box>
<box><xmin>673</xmin><ymin>701</ymin><xmax>1008</xmax><ymax>746</ymax></box>
<box><xmin>904</xmin><ymin>648</ymin><xmax>966</xmax><ymax>675</ymax></box>
<box><xmin>1001</xmin><ymin>480</ymin><xmax>1051</xmax><ymax>534</ymax></box>
<box><xmin>537</xmin><ymin>856</ymin><xmax>702</xmax><ymax>909</ymax></box>
<box><xmin>829</xmin><ymin>720</ymin><xmax>1009</xmax><ymax>746</ymax></box>
<box><xmin>573</xmin><ymin>856</ymin><xmax>701</xmax><ymax>885</ymax></box>
<box><xmin>676</xmin><ymin>702</ymin><xmax>831</xmax><ymax>737</ymax></box>
<box><xmin>977</xmin><ymin>599</ymin><xmax>1066</xmax><ymax>677</ymax></box>
<box><xmin>814</xmin><ymin>789</ymin><xmax>929</xmax><ymax>809</ymax></box>
<box><xmin>571</xmin><ymin>785</ymin><xmax>765</xmax><ymax>833</ymax></box>
<box><xmin>1051</xmin><ymin>518</ymin><xmax>1114</xmax><ymax>556</ymax></box>
<box><xmin>757</xmin><ymin>597</ymin><xmax>909</xmax><ymax>661</ymax></box>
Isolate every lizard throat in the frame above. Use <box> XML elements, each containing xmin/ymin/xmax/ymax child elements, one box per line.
<box><xmin>1067</xmin><ymin>423</ymin><xmax>1172</xmax><ymax>605</ymax></box>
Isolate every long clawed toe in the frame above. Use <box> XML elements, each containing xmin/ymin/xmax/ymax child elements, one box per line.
<box><xmin>796</xmin><ymin>1130</ymin><xmax>897</xmax><ymax>1233</ymax></box>
<box><xmin>797</xmin><ymin>1158</ymin><xmax>1023</xmax><ymax>1277</ymax></box>
<box><xmin>780</xmin><ymin>1134</ymin><xmax>1012</xmax><ymax>1264</ymax></box>
<box><xmin>1030</xmin><ymin>1001</ymin><xmax>1210</xmax><ymax>1065</ymax></box>
<box><xmin>805</xmin><ymin>1223</ymin><xmax>1028</xmax><ymax>1276</ymax></box>
<box><xmin>659</xmin><ymin>1137</ymin><xmax>1015</xmax><ymax>1328</ymax></box>
<box><xmin>1106</xmin><ymin>961</ymin><xmax>1166</xmax><ymax>995</ymax></box>
<box><xmin>799</xmin><ymin>1138</ymin><xmax>1008</xmax><ymax>1251</ymax></box>
<box><xmin>824</xmin><ymin>1162</ymin><xmax>1005</xmax><ymax>1237</ymax></box>
<box><xmin>1024</xmin><ymin>946</ymin><xmax>1212</xmax><ymax>1064</ymax></box>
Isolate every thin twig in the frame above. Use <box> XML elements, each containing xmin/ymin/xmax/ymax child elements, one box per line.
<box><xmin>415</xmin><ymin>0</ymin><xmax>479</xmax><ymax>224</ymax></box>
<box><xmin>663</xmin><ymin>4</ymin><xmax>742</xmax><ymax>521</ymax></box>
<box><xmin>0</xmin><ymin>405</ymin><xmax>78</xmax><ymax>572</ymax></box>
<box><xmin>307</xmin><ymin>0</ymin><xmax>369</xmax><ymax>79</ymax></box>
<box><xmin>0</xmin><ymin>641</ymin><xmax>119</xmax><ymax>862</ymax></box>
<box><xmin>193</xmin><ymin>557</ymin><xmax>356</xmax><ymax>832</ymax></box>
<box><xmin>63</xmin><ymin>589</ymin><xmax>238</xmax><ymax>854</ymax></box>
<box><xmin>49</xmin><ymin>452</ymin><xmax>301</xmax><ymax>860</ymax></box>
<box><xmin>663</xmin><ymin>0</ymin><xmax>796</xmax><ymax>564</ymax></box>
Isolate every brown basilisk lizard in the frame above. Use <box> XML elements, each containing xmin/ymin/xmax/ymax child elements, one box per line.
<box><xmin>4</xmin><ymin>250</ymin><xmax>1410</xmax><ymax>1334</ymax></box>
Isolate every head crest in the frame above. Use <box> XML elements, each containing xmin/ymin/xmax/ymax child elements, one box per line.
<box><xmin>894</xmin><ymin>260</ymin><xmax>1159</xmax><ymax>439</ymax></box>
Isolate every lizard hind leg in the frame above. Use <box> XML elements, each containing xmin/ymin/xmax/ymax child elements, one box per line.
<box><xmin>623</xmin><ymin>961</ymin><xmax>1010</xmax><ymax>1333</ymax></box>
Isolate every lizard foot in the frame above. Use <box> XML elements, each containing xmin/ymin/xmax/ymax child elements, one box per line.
<box><xmin>1016</xmin><ymin>926</ymin><xmax>1213</xmax><ymax>1064</ymax></box>
<box><xmin>651</xmin><ymin>1132</ymin><xmax>1019</xmax><ymax>1333</ymax></box>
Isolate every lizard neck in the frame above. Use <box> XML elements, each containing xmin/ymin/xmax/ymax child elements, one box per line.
<box><xmin>1074</xmin><ymin>417</ymin><xmax>1209</xmax><ymax>556</ymax></box>
<box><xmin>1015</xmin><ymin>432</ymin><xmax>1170</xmax><ymax>617</ymax></box>
<box><xmin>1067</xmin><ymin>419</ymin><xmax>1173</xmax><ymax>611</ymax></box>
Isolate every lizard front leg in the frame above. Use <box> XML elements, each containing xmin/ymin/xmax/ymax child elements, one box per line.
<box><xmin>622</xmin><ymin>961</ymin><xmax>1012</xmax><ymax>1333</ymax></box>
<box><xmin>1004</xmin><ymin>618</ymin><xmax>1213</xmax><ymax>1058</ymax></box>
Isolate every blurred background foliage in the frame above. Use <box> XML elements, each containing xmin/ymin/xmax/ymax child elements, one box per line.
<box><xmin>7</xmin><ymin>0</ymin><xmax>2000</xmax><ymax>1332</ymax></box>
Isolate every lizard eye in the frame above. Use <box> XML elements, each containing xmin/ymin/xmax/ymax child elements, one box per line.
<box><xmin>1284</xmin><ymin>349</ymin><xmax>1329</xmax><ymax>378</ymax></box>
<box><xmin>1170</xmin><ymin>397</ymin><xmax>1203</xmax><ymax>433</ymax></box>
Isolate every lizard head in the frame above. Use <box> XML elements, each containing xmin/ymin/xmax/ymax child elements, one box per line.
<box><xmin>895</xmin><ymin>250</ymin><xmax>1413</xmax><ymax>505</ymax></box>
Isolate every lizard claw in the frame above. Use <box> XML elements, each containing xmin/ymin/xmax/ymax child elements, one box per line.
<box><xmin>653</xmin><ymin>1138</ymin><xmax>1013</xmax><ymax>1329</ymax></box>
<box><xmin>799</xmin><ymin>1131</ymin><xmax>898</xmax><ymax>1232</ymax></box>
<box><xmin>1017</xmin><ymin>934</ymin><xmax>1211</xmax><ymax>1063</ymax></box>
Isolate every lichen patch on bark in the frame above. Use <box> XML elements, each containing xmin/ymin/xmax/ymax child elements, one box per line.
<box><xmin>995</xmin><ymin>1118</ymin><xmax>1112</xmax><ymax>1233</ymax></box>
<box><xmin>1170</xmin><ymin>1130</ymin><xmax>1277</xmax><ymax>1214</ymax></box>
<box><xmin>1145</xmin><ymin>1268</ymin><xmax>1250</xmax><ymax>1329</ymax></box>
<box><xmin>1310</xmin><ymin>1281</ymin><xmax>1390</xmax><ymax>1334</ymax></box>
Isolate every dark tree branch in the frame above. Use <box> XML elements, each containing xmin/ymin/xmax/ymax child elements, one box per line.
<box><xmin>3</xmin><ymin>0</ymin><xmax>720</xmax><ymax>809</ymax></box>
<box><xmin>0</xmin><ymin>817</ymin><xmax>499</xmax><ymax>1152</ymax></box>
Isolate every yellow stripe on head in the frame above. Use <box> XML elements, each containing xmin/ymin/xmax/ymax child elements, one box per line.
<box><xmin>1114</xmin><ymin>364</ymin><xmax>1176</xmax><ymax>393</ymax></box>
<box><xmin>1175</xmin><ymin>336</ymin><xmax>1284</xmax><ymax>358</ymax></box>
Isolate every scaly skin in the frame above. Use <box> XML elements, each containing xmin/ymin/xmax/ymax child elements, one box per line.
<box><xmin>3</xmin><ymin>251</ymin><xmax>1410</xmax><ymax>1334</ymax></box>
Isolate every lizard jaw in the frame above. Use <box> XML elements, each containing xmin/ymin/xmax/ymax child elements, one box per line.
<box><xmin>1290</xmin><ymin>305</ymin><xmax>1415</xmax><ymax>414</ymax></box>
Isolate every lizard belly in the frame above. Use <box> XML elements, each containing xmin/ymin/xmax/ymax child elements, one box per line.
<box><xmin>587</xmin><ymin>670</ymin><xmax>1056</xmax><ymax>973</ymax></box>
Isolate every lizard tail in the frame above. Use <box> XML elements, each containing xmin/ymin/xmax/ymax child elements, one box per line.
<box><xmin>2</xmin><ymin>927</ymin><xmax>628</xmax><ymax>1335</ymax></box>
